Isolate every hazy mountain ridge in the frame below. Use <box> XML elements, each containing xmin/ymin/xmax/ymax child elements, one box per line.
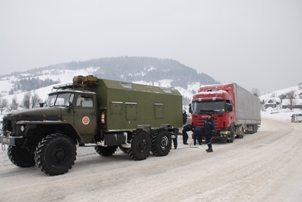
<box><xmin>0</xmin><ymin>56</ymin><xmax>301</xmax><ymax>113</ymax></box>
<box><xmin>21</xmin><ymin>57</ymin><xmax>219</xmax><ymax>89</ymax></box>
<box><xmin>0</xmin><ymin>57</ymin><xmax>219</xmax><ymax>107</ymax></box>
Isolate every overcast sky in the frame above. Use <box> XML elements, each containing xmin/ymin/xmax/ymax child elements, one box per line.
<box><xmin>1</xmin><ymin>0</ymin><xmax>301</xmax><ymax>95</ymax></box>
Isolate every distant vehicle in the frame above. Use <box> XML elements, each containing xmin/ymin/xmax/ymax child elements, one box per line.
<box><xmin>189</xmin><ymin>83</ymin><xmax>261</xmax><ymax>143</ymax></box>
<box><xmin>0</xmin><ymin>75</ymin><xmax>184</xmax><ymax>176</ymax></box>
<box><xmin>291</xmin><ymin>114</ymin><xmax>302</xmax><ymax>123</ymax></box>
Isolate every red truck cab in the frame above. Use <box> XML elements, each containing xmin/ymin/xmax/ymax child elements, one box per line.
<box><xmin>189</xmin><ymin>83</ymin><xmax>237</xmax><ymax>142</ymax></box>
<box><xmin>189</xmin><ymin>83</ymin><xmax>261</xmax><ymax>143</ymax></box>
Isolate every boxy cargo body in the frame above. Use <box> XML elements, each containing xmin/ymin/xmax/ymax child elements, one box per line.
<box><xmin>90</xmin><ymin>78</ymin><xmax>183</xmax><ymax>131</ymax></box>
<box><xmin>189</xmin><ymin>83</ymin><xmax>261</xmax><ymax>142</ymax></box>
<box><xmin>233</xmin><ymin>83</ymin><xmax>261</xmax><ymax>126</ymax></box>
<box><xmin>0</xmin><ymin>75</ymin><xmax>183</xmax><ymax>176</ymax></box>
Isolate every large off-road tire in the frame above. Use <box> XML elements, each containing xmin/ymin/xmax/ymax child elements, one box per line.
<box><xmin>128</xmin><ymin>130</ymin><xmax>151</xmax><ymax>161</ymax></box>
<box><xmin>35</xmin><ymin>133</ymin><xmax>76</xmax><ymax>176</ymax></box>
<box><xmin>8</xmin><ymin>145</ymin><xmax>35</xmax><ymax>167</ymax></box>
<box><xmin>151</xmin><ymin>129</ymin><xmax>172</xmax><ymax>156</ymax></box>
<box><xmin>95</xmin><ymin>145</ymin><xmax>117</xmax><ymax>156</ymax></box>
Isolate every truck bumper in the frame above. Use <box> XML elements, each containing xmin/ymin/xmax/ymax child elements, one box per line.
<box><xmin>0</xmin><ymin>136</ymin><xmax>24</xmax><ymax>146</ymax></box>
<box><xmin>218</xmin><ymin>134</ymin><xmax>229</xmax><ymax>140</ymax></box>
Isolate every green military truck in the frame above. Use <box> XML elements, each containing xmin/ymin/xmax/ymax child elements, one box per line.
<box><xmin>0</xmin><ymin>75</ymin><xmax>183</xmax><ymax>176</ymax></box>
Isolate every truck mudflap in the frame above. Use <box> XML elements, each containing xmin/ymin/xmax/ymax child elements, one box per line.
<box><xmin>0</xmin><ymin>136</ymin><xmax>24</xmax><ymax>146</ymax></box>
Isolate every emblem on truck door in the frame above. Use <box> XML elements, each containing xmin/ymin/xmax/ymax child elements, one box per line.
<box><xmin>82</xmin><ymin>116</ymin><xmax>90</xmax><ymax>125</ymax></box>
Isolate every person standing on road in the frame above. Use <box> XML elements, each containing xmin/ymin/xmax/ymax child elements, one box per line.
<box><xmin>182</xmin><ymin>124</ymin><xmax>195</xmax><ymax>145</ymax></box>
<box><xmin>204</xmin><ymin>114</ymin><xmax>215</xmax><ymax>152</ymax></box>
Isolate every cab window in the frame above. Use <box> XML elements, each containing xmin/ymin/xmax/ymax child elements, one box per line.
<box><xmin>76</xmin><ymin>95</ymin><xmax>93</xmax><ymax>107</ymax></box>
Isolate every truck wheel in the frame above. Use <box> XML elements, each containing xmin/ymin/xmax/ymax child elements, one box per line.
<box><xmin>95</xmin><ymin>146</ymin><xmax>117</xmax><ymax>156</ymax></box>
<box><xmin>8</xmin><ymin>145</ymin><xmax>35</xmax><ymax>167</ymax></box>
<box><xmin>35</xmin><ymin>133</ymin><xmax>76</xmax><ymax>176</ymax></box>
<box><xmin>238</xmin><ymin>126</ymin><xmax>245</xmax><ymax>139</ymax></box>
<box><xmin>151</xmin><ymin>129</ymin><xmax>171</xmax><ymax>156</ymax></box>
<box><xmin>128</xmin><ymin>130</ymin><xmax>151</xmax><ymax>160</ymax></box>
<box><xmin>227</xmin><ymin>125</ymin><xmax>235</xmax><ymax>143</ymax></box>
<box><xmin>252</xmin><ymin>125</ymin><xmax>258</xmax><ymax>133</ymax></box>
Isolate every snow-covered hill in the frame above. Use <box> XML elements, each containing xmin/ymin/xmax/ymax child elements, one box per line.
<box><xmin>0</xmin><ymin>57</ymin><xmax>221</xmax><ymax>110</ymax></box>
<box><xmin>0</xmin><ymin>56</ymin><xmax>300</xmax><ymax>116</ymax></box>
<box><xmin>259</xmin><ymin>83</ymin><xmax>302</xmax><ymax>109</ymax></box>
<box><xmin>0</xmin><ymin>68</ymin><xmax>100</xmax><ymax>110</ymax></box>
<box><xmin>0</xmin><ymin>67</ymin><xmax>203</xmax><ymax>114</ymax></box>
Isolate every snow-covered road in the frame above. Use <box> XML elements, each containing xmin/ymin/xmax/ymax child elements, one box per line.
<box><xmin>1</xmin><ymin>117</ymin><xmax>302</xmax><ymax>202</ymax></box>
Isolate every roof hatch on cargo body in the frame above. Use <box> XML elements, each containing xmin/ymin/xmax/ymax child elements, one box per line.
<box><xmin>162</xmin><ymin>88</ymin><xmax>172</xmax><ymax>93</ymax></box>
<box><xmin>120</xmin><ymin>82</ymin><xmax>132</xmax><ymax>89</ymax></box>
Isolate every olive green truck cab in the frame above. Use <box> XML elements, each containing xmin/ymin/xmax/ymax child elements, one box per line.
<box><xmin>0</xmin><ymin>75</ymin><xmax>183</xmax><ymax>176</ymax></box>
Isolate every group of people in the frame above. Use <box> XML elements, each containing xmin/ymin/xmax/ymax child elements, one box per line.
<box><xmin>182</xmin><ymin>114</ymin><xmax>215</xmax><ymax>152</ymax></box>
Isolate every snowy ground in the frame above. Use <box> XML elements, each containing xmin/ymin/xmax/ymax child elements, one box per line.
<box><xmin>0</xmin><ymin>109</ymin><xmax>302</xmax><ymax>201</ymax></box>
<box><xmin>260</xmin><ymin>107</ymin><xmax>300</xmax><ymax>122</ymax></box>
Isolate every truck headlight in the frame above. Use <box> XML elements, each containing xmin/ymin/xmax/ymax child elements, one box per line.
<box><xmin>21</xmin><ymin>125</ymin><xmax>25</xmax><ymax>132</ymax></box>
<box><xmin>220</xmin><ymin>131</ymin><xmax>230</xmax><ymax>135</ymax></box>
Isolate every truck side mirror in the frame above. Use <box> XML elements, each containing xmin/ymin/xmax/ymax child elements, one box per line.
<box><xmin>226</xmin><ymin>104</ymin><xmax>233</xmax><ymax>112</ymax></box>
<box><xmin>69</xmin><ymin>101</ymin><xmax>73</xmax><ymax>108</ymax></box>
<box><xmin>189</xmin><ymin>103</ymin><xmax>192</xmax><ymax>114</ymax></box>
<box><xmin>39</xmin><ymin>102</ymin><xmax>45</xmax><ymax>108</ymax></box>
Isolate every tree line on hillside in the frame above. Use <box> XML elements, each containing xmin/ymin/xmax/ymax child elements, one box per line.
<box><xmin>17</xmin><ymin>56</ymin><xmax>219</xmax><ymax>89</ymax></box>
<box><xmin>0</xmin><ymin>92</ymin><xmax>43</xmax><ymax>114</ymax></box>
<box><xmin>0</xmin><ymin>56</ymin><xmax>221</xmax><ymax>108</ymax></box>
<box><xmin>9</xmin><ymin>78</ymin><xmax>59</xmax><ymax>95</ymax></box>
<box><xmin>2</xmin><ymin>85</ymin><xmax>291</xmax><ymax>115</ymax></box>
<box><xmin>0</xmin><ymin>86</ymin><xmax>269</xmax><ymax>115</ymax></box>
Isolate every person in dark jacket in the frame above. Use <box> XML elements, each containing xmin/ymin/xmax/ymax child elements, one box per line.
<box><xmin>172</xmin><ymin>128</ymin><xmax>179</xmax><ymax>149</ymax></box>
<box><xmin>182</xmin><ymin>124</ymin><xmax>195</xmax><ymax>145</ymax></box>
<box><xmin>204</xmin><ymin>114</ymin><xmax>215</xmax><ymax>152</ymax></box>
<box><xmin>193</xmin><ymin>126</ymin><xmax>202</xmax><ymax>145</ymax></box>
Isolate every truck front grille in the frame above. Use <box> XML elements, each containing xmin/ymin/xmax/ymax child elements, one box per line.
<box><xmin>2</xmin><ymin>117</ymin><xmax>13</xmax><ymax>136</ymax></box>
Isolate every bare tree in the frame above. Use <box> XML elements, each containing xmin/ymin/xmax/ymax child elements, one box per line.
<box><xmin>286</xmin><ymin>90</ymin><xmax>296</xmax><ymax>110</ymax></box>
<box><xmin>21</xmin><ymin>92</ymin><xmax>43</xmax><ymax>109</ymax></box>
<box><xmin>31</xmin><ymin>93</ymin><xmax>43</xmax><ymax>108</ymax></box>
<box><xmin>10</xmin><ymin>97</ymin><xmax>19</xmax><ymax>111</ymax></box>
<box><xmin>22</xmin><ymin>92</ymin><xmax>31</xmax><ymax>109</ymax></box>
<box><xmin>0</xmin><ymin>97</ymin><xmax>8</xmax><ymax>115</ymax></box>
<box><xmin>278</xmin><ymin>94</ymin><xmax>287</xmax><ymax>104</ymax></box>
<box><xmin>298</xmin><ymin>82</ymin><xmax>302</xmax><ymax>90</ymax></box>
<box><xmin>251</xmin><ymin>88</ymin><xmax>260</xmax><ymax>97</ymax></box>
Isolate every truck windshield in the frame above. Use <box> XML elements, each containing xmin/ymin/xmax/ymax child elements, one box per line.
<box><xmin>45</xmin><ymin>93</ymin><xmax>74</xmax><ymax>107</ymax></box>
<box><xmin>192</xmin><ymin>101</ymin><xmax>225</xmax><ymax>114</ymax></box>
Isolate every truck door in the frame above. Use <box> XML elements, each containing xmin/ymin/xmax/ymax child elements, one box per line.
<box><xmin>74</xmin><ymin>94</ymin><xmax>97</xmax><ymax>142</ymax></box>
